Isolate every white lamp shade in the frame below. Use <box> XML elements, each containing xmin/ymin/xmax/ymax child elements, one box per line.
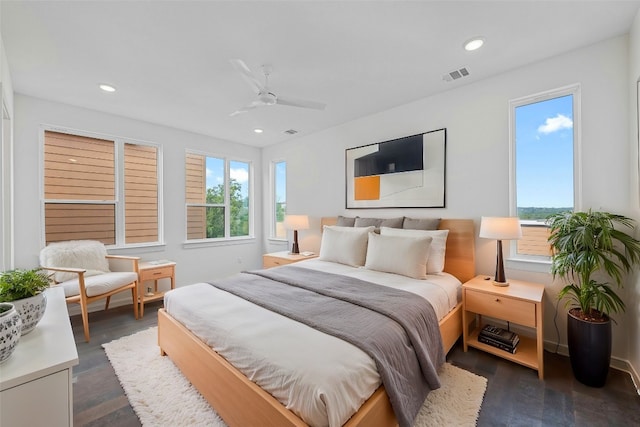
<box><xmin>283</xmin><ymin>215</ymin><xmax>309</xmax><ymax>231</ymax></box>
<box><xmin>479</xmin><ymin>217</ymin><xmax>522</xmax><ymax>240</ymax></box>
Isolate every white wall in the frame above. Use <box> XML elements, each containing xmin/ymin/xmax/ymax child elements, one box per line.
<box><xmin>263</xmin><ymin>36</ymin><xmax>633</xmax><ymax>364</ymax></box>
<box><xmin>0</xmin><ymin>4</ymin><xmax>14</xmax><ymax>118</ymax></box>
<box><xmin>13</xmin><ymin>95</ymin><xmax>264</xmax><ymax>298</ymax></box>
<box><xmin>1</xmin><ymin>14</ymin><xmax>16</xmax><ymax>271</ymax></box>
<box><xmin>627</xmin><ymin>8</ymin><xmax>640</xmax><ymax>386</ymax></box>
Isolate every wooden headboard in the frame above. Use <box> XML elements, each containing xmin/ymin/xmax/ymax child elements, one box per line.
<box><xmin>320</xmin><ymin>217</ymin><xmax>476</xmax><ymax>283</ymax></box>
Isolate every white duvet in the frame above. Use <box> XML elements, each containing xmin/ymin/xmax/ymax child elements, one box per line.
<box><xmin>164</xmin><ymin>259</ymin><xmax>461</xmax><ymax>427</ymax></box>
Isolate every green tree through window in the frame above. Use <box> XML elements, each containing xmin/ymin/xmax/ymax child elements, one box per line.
<box><xmin>186</xmin><ymin>153</ymin><xmax>251</xmax><ymax>240</ymax></box>
<box><xmin>273</xmin><ymin>161</ymin><xmax>286</xmax><ymax>238</ymax></box>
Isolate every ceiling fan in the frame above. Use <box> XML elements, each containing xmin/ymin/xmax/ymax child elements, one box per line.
<box><xmin>229</xmin><ymin>59</ymin><xmax>326</xmax><ymax>116</ymax></box>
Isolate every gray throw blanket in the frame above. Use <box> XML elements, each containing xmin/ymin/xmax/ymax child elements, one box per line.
<box><xmin>207</xmin><ymin>266</ymin><xmax>445</xmax><ymax>427</ymax></box>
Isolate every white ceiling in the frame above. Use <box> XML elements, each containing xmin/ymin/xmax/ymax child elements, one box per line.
<box><xmin>2</xmin><ymin>1</ymin><xmax>639</xmax><ymax>147</ymax></box>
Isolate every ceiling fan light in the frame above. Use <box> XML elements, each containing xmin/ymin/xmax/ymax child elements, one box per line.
<box><xmin>259</xmin><ymin>92</ymin><xmax>277</xmax><ymax>105</ymax></box>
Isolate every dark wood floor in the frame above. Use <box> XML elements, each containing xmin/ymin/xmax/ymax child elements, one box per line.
<box><xmin>71</xmin><ymin>303</ymin><xmax>640</xmax><ymax>427</ymax></box>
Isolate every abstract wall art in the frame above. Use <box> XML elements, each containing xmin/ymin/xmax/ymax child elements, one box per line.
<box><xmin>345</xmin><ymin>128</ymin><xmax>446</xmax><ymax>208</ymax></box>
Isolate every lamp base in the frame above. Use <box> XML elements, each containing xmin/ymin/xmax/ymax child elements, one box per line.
<box><xmin>492</xmin><ymin>280</ymin><xmax>509</xmax><ymax>287</ymax></box>
<box><xmin>290</xmin><ymin>230</ymin><xmax>300</xmax><ymax>254</ymax></box>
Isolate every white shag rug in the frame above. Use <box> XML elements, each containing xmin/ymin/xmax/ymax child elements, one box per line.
<box><xmin>103</xmin><ymin>327</ymin><xmax>487</xmax><ymax>427</ymax></box>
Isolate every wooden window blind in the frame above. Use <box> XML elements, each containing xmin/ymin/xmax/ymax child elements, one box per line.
<box><xmin>185</xmin><ymin>153</ymin><xmax>206</xmax><ymax>239</ymax></box>
<box><xmin>43</xmin><ymin>131</ymin><xmax>159</xmax><ymax>246</ymax></box>
<box><xmin>44</xmin><ymin>132</ymin><xmax>115</xmax><ymax>201</ymax></box>
<box><xmin>124</xmin><ymin>143</ymin><xmax>158</xmax><ymax>244</ymax></box>
<box><xmin>44</xmin><ymin>203</ymin><xmax>116</xmax><ymax>245</ymax></box>
<box><xmin>44</xmin><ymin>132</ymin><xmax>116</xmax><ymax>244</ymax></box>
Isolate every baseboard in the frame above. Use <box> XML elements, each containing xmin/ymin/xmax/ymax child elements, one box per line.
<box><xmin>611</xmin><ymin>357</ymin><xmax>640</xmax><ymax>396</ymax></box>
<box><xmin>544</xmin><ymin>339</ymin><xmax>640</xmax><ymax>395</ymax></box>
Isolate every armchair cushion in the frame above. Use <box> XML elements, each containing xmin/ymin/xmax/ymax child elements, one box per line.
<box><xmin>40</xmin><ymin>240</ymin><xmax>110</xmax><ymax>283</ymax></box>
<box><xmin>59</xmin><ymin>271</ymin><xmax>138</xmax><ymax>298</ymax></box>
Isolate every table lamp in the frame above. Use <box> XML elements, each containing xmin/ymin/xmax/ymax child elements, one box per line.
<box><xmin>479</xmin><ymin>216</ymin><xmax>522</xmax><ymax>286</ymax></box>
<box><xmin>283</xmin><ymin>215</ymin><xmax>309</xmax><ymax>254</ymax></box>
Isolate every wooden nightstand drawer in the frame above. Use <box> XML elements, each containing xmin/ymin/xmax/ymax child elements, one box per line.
<box><xmin>139</xmin><ymin>265</ymin><xmax>174</xmax><ymax>281</ymax></box>
<box><xmin>465</xmin><ymin>289</ymin><xmax>536</xmax><ymax>327</ymax></box>
<box><xmin>263</xmin><ymin>256</ymin><xmax>290</xmax><ymax>268</ymax></box>
<box><xmin>262</xmin><ymin>251</ymin><xmax>317</xmax><ymax>269</ymax></box>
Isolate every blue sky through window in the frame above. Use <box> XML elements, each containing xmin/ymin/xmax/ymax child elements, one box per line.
<box><xmin>515</xmin><ymin>94</ymin><xmax>574</xmax><ymax>209</ymax></box>
<box><xmin>205</xmin><ymin>157</ymin><xmax>224</xmax><ymax>193</ymax></box>
<box><xmin>205</xmin><ymin>157</ymin><xmax>249</xmax><ymax>199</ymax></box>
<box><xmin>275</xmin><ymin>161</ymin><xmax>286</xmax><ymax>204</ymax></box>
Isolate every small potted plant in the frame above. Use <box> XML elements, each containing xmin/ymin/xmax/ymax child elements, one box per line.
<box><xmin>547</xmin><ymin>210</ymin><xmax>640</xmax><ymax>387</ymax></box>
<box><xmin>0</xmin><ymin>268</ymin><xmax>51</xmax><ymax>334</ymax></box>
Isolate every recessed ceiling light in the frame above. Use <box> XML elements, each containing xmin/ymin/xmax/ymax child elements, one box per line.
<box><xmin>99</xmin><ymin>83</ymin><xmax>116</xmax><ymax>93</ymax></box>
<box><xmin>464</xmin><ymin>37</ymin><xmax>485</xmax><ymax>51</ymax></box>
<box><xmin>254</xmin><ymin>128</ymin><xmax>263</xmax><ymax>134</ymax></box>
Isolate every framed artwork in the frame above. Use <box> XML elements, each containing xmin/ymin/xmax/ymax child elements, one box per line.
<box><xmin>345</xmin><ymin>128</ymin><xmax>446</xmax><ymax>208</ymax></box>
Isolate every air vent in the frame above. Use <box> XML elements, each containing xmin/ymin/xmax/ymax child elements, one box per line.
<box><xmin>284</xmin><ymin>129</ymin><xmax>298</xmax><ymax>135</ymax></box>
<box><xmin>442</xmin><ymin>67</ymin><xmax>470</xmax><ymax>82</ymax></box>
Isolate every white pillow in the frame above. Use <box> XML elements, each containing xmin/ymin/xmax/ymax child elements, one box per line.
<box><xmin>364</xmin><ymin>232</ymin><xmax>432</xmax><ymax>279</ymax></box>
<box><xmin>40</xmin><ymin>240</ymin><xmax>110</xmax><ymax>283</ymax></box>
<box><xmin>380</xmin><ymin>227</ymin><xmax>449</xmax><ymax>274</ymax></box>
<box><xmin>318</xmin><ymin>226</ymin><xmax>374</xmax><ymax>266</ymax></box>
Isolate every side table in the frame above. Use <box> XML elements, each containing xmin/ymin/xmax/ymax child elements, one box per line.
<box><xmin>138</xmin><ymin>260</ymin><xmax>176</xmax><ymax>317</ymax></box>
<box><xmin>462</xmin><ymin>274</ymin><xmax>545</xmax><ymax>379</ymax></box>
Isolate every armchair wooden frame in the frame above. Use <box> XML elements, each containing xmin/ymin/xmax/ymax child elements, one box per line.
<box><xmin>42</xmin><ymin>255</ymin><xmax>140</xmax><ymax>342</ymax></box>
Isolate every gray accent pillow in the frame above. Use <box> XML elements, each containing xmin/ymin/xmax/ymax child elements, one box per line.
<box><xmin>402</xmin><ymin>217</ymin><xmax>441</xmax><ymax>230</ymax></box>
<box><xmin>336</xmin><ymin>215</ymin><xmax>357</xmax><ymax>227</ymax></box>
<box><xmin>354</xmin><ymin>217</ymin><xmax>404</xmax><ymax>228</ymax></box>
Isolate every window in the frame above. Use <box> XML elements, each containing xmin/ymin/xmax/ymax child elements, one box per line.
<box><xmin>185</xmin><ymin>152</ymin><xmax>252</xmax><ymax>241</ymax></box>
<box><xmin>43</xmin><ymin>130</ymin><xmax>160</xmax><ymax>246</ymax></box>
<box><xmin>273</xmin><ymin>161</ymin><xmax>287</xmax><ymax>239</ymax></box>
<box><xmin>510</xmin><ymin>85</ymin><xmax>580</xmax><ymax>258</ymax></box>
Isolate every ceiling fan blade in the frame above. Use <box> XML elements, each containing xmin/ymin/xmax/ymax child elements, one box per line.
<box><xmin>230</xmin><ymin>59</ymin><xmax>264</xmax><ymax>94</ymax></box>
<box><xmin>229</xmin><ymin>104</ymin><xmax>259</xmax><ymax>117</ymax></box>
<box><xmin>276</xmin><ymin>95</ymin><xmax>326</xmax><ymax>110</ymax></box>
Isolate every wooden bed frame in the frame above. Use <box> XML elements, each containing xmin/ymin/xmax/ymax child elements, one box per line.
<box><xmin>158</xmin><ymin>218</ymin><xmax>476</xmax><ymax>427</ymax></box>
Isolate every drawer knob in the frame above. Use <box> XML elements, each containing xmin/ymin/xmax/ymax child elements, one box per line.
<box><xmin>495</xmin><ymin>298</ymin><xmax>500</xmax><ymax>302</ymax></box>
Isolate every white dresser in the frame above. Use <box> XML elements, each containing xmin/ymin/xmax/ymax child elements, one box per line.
<box><xmin>0</xmin><ymin>286</ymin><xmax>79</xmax><ymax>426</ymax></box>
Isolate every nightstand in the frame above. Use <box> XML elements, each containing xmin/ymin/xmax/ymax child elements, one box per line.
<box><xmin>262</xmin><ymin>251</ymin><xmax>318</xmax><ymax>268</ymax></box>
<box><xmin>138</xmin><ymin>260</ymin><xmax>176</xmax><ymax>317</ymax></box>
<box><xmin>462</xmin><ymin>274</ymin><xmax>545</xmax><ymax>379</ymax></box>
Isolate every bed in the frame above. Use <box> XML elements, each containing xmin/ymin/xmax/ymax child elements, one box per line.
<box><xmin>158</xmin><ymin>218</ymin><xmax>475</xmax><ymax>427</ymax></box>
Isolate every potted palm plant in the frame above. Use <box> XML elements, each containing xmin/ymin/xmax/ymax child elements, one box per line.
<box><xmin>0</xmin><ymin>268</ymin><xmax>51</xmax><ymax>335</ymax></box>
<box><xmin>547</xmin><ymin>210</ymin><xmax>640</xmax><ymax>387</ymax></box>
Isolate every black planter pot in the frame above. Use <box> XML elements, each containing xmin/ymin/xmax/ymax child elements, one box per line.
<box><xmin>567</xmin><ymin>309</ymin><xmax>612</xmax><ymax>387</ymax></box>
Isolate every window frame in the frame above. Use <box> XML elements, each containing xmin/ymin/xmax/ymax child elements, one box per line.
<box><xmin>39</xmin><ymin>125</ymin><xmax>163</xmax><ymax>249</ymax></box>
<box><xmin>270</xmin><ymin>160</ymin><xmax>287</xmax><ymax>241</ymax></box>
<box><xmin>184</xmin><ymin>149</ymin><xmax>254</xmax><ymax>245</ymax></box>
<box><xmin>507</xmin><ymin>84</ymin><xmax>582</xmax><ymax>267</ymax></box>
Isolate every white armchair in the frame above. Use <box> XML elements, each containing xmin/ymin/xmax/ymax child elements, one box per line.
<box><xmin>40</xmin><ymin>240</ymin><xmax>139</xmax><ymax>342</ymax></box>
